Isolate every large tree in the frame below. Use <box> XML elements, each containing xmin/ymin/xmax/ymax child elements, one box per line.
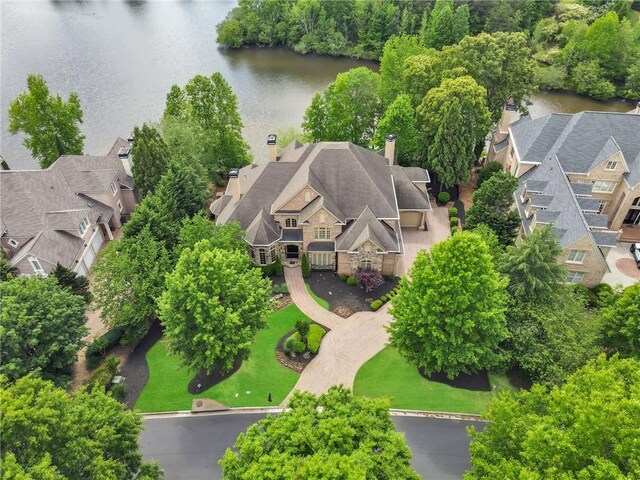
<box><xmin>466</xmin><ymin>172</ymin><xmax>521</xmax><ymax>246</ymax></box>
<box><xmin>302</xmin><ymin>67</ymin><xmax>381</xmax><ymax>147</ymax></box>
<box><xmin>378</xmin><ymin>35</ymin><xmax>427</xmax><ymax>106</ymax></box>
<box><xmin>8</xmin><ymin>74</ymin><xmax>84</xmax><ymax>168</ymax></box>
<box><xmin>220</xmin><ymin>386</ymin><xmax>420</xmax><ymax>479</ymax></box>
<box><xmin>0</xmin><ymin>277</ymin><xmax>87</xmax><ymax>386</ymax></box>
<box><xmin>1</xmin><ymin>376</ymin><xmax>162</xmax><ymax>479</ymax></box>
<box><xmin>175</xmin><ymin>213</ymin><xmax>246</xmax><ymax>258</ymax></box>
<box><xmin>498</xmin><ymin>225</ymin><xmax>566</xmax><ymax>304</ymax></box>
<box><xmin>372</xmin><ymin>94</ymin><xmax>420</xmax><ymax>164</ymax></box>
<box><xmin>159</xmin><ymin>240</ymin><xmax>271</xmax><ymax>374</ymax></box>
<box><xmin>92</xmin><ymin>226</ymin><xmax>171</xmax><ymax>344</ymax></box>
<box><xmin>131</xmin><ymin>123</ymin><xmax>172</xmax><ymax>198</ymax></box>
<box><xmin>50</xmin><ymin>262</ymin><xmax>92</xmax><ymax>303</ymax></box>
<box><xmin>465</xmin><ymin>355</ymin><xmax>640</xmax><ymax>479</ymax></box>
<box><xmin>163</xmin><ymin>73</ymin><xmax>251</xmax><ymax>180</ymax></box>
<box><xmin>418</xmin><ymin>75</ymin><xmax>491</xmax><ymax>187</ymax></box>
<box><xmin>422</xmin><ymin>0</ymin><xmax>469</xmax><ymax>49</ymax></box>
<box><xmin>388</xmin><ymin>231</ymin><xmax>508</xmax><ymax>378</ymax></box>
<box><xmin>600</xmin><ymin>283</ymin><xmax>640</xmax><ymax>359</ymax></box>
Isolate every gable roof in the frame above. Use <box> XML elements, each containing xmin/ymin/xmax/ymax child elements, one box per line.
<box><xmin>244</xmin><ymin>209</ymin><xmax>281</xmax><ymax>246</ymax></box>
<box><xmin>335</xmin><ymin>206</ymin><xmax>400</xmax><ymax>253</ymax></box>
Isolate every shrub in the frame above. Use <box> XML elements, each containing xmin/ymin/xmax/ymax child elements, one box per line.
<box><xmin>437</xmin><ymin>191</ymin><xmax>450</xmax><ymax>204</ymax></box>
<box><xmin>295</xmin><ymin>318</ymin><xmax>311</xmax><ymax>343</ymax></box>
<box><xmin>301</xmin><ymin>253</ymin><xmax>311</xmax><ymax>278</ymax></box>
<box><xmin>307</xmin><ymin>324</ymin><xmax>326</xmax><ymax>354</ymax></box>
<box><xmin>450</xmin><ymin>217</ymin><xmax>458</xmax><ymax>227</ymax></box>
<box><xmin>386</xmin><ymin>274</ymin><xmax>395</xmax><ymax>281</ymax></box>
<box><xmin>380</xmin><ymin>295</ymin><xmax>388</xmax><ymax>302</ymax></box>
<box><xmin>260</xmin><ymin>263</ymin><xmax>275</xmax><ymax>277</ymax></box>
<box><xmin>574</xmin><ymin>283</ymin><xmax>599</xmax><ymax>309</ymax></box>
<box><xmin>273</xmin><ymin>256</ymin><xmax>283</xmax><ymax>277</ymax></box>
<box><xmin>477</xmin><ymin>162</ymin><xmax>503</xmax><ymax>188</ymax></box>
<box><xmin>370</xmin><ymin>300</ymin><xmax>383</xmax><ymax>311</ymax></box>
<box><xmin>354</xmin><ymin>268</ymin><xmax>384</xmax><ymax>292</ymax></box>
<box><xmin>293</xmin><ymin>339</ymin><xmax>306</xmax><ymax>354</ymax></box>
<box><xmin>110</xmin><ymin>384</ymin><xmax>126</xmax><ymax>401</ymax></box>
<box><xmin>593</xmin><ymin>283</ymin><xmax>615</xmax><ymax>307</ymax></box>
<box><xmin>338</xmin><ymin>274</ymin><xmax>347</xmax><ymax>282</ymax></box>
<box><xmin>451</xmin><ymin>226</ymin><xmax>459</xmax><ymax>234</ymax></box>
<box><xmin>85</xmin><ymin>327</ymin><xmax>125</xmax><ymax>368</ymax></box>
<box><xmin>84</xmin><ymin>355</ymin><xmax>120</xmax><ymax>393</ymax></box>
<box><xmin>272</xmin><ymin>283</ymin><xmax>289</xmax><ymax>295</ymax></box>
<box><xmin>346</xmin><ymin>276</ymin><xmax>357</xmax><ymax>286</ymax></box>
<box><xmin>448</xmin><ymin>207</ymin><xmax>458</xmax><ymax>217</ymax></box>
<box><xmin>284</xmin><ymin>337</ymin><xmax>297</xmax><ymax>353</ymax></box>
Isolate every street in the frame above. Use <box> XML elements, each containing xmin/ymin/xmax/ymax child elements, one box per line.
<box><xmin>140</xmin><ymin>412</ymin><xmax>483</xmax><ymax>479</ymax></box>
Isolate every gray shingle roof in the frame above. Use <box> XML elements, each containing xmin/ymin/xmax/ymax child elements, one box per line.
<box><xmin>244</xmin><ymin>209</ymin><xmax>281</xmax><ymax>246</ymax></box>
<box><xmin>577</xmin><ymin>197</ymin><xmax>601</xmax><ymax>212</ymax></box>
<box><xmin>525</xmin><ymin>180</ymin><xmax>548</xmax><ymax>192</ymax></box>
<box><xmin>391</xmin><ymin>166</ymin><xmax>431</xmax><ymax>210</ymax></box>
<box><xmin>529</xmin><ymin>195</ymin><xmax>554</xmax><ymax>208</ymax></box>
<box><xmin>569</xmin><ymin>183</ymin><xmax>593</xmax><ymax>196</ymax></box>
<box><xmin>281</xmin><ymin>229</ymin><xmax>303</xmax><ymax>242</ymax></box>
<box><xmin>308</xmin><ymin>241</ymin><xmax>334</xmax><ymax>252</ymax></box>
<box><xmin>584</xmin><ymin>213</ymin><xmax>609</xmax><ymax>229</ymax></box>
<box><xmin>592</xmin><ymin>231</ymin><xmax>618</xmax><ymax>247</ymax></box>
<box><xmin>335</xmin><ymin>206</ymin><xmax>399</xmax><ymax>253</ymax></box>
<box><xmin>510</xmin><ymin>114</ymin><xmax>572</xmax><ymax>164</ymax></box>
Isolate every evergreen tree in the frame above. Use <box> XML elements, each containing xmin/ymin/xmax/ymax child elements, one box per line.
<box><xmin>8</xmin><ymin>74</ymin><xmax>84</xmax><ymax>168</ymax></box>
<box><xmin>0</xmin><ymin>250</ymin><xmax>12</xmax><ymax>281</ymax></box>
<box><xmin>422</xmin><ymin>0</ymin><xmax>468</xmax><ymax>49</ymax></box>
<box><xmin>131</xmin><ymin>123</ymin><xmax>171</xmax><ymax>198</ymax></box>
<box><xmin>51</xmin><ymin>262</ymin><xmax>92</xmax><ymax>303</ymax></box>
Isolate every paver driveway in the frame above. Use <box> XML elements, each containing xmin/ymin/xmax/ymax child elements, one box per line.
<box><xmin>282</xmin><ymin>207</ymin><xmax>450</xmax><ymax>404</ymax></box>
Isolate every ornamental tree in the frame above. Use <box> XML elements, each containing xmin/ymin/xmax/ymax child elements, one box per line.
<box><xmin>600</xmin><ymin>283</ymin><xmax>640</xmax><ymax>359</ymax></box>
<box><xmin>92</xmin><ymin>226</ymin><xmax>171</xmax><ymax>344</ymax></box>
<box><xmin>131</xmin><ymin>123</ymin><xmax>172</xmax><ymax>198</ymax></box>
<box><xmin>418</xmin><ymin>75</ymin><xmax>491</xmax><ymax>187</ymax></box>
<box><xmin>220</xmin><ymin>386</ymin><xmax>420</xmax><ymax>479</ymax></box>
<box><xmin>465</xmin><ymin>355</ymin><xmax>640</xmax><ymax>479</ymax></box>
<box><xmin>8</xmin><ymin>74</ymin><xmax>84</xmax><ymax>168</ymax></box>
<box><xmin>1</xmin><ymin>376</ymin><xmax>162</xmax><ymax>479</ymax></box>
<box><xmin>388</xmin><ymin>231</ymin><xmax>508</xmax><ymax>377</ymax></box>
<box><xmin>0</xmin><ymin>277</ymin><xmax>87</xmax><ymax>386</ymax></box>
<box><xmin>159</xmin><ymin>240</ymin><xmax>271</xmax><ymax>374</ymax></box>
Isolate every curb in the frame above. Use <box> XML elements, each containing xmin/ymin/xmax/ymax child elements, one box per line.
<box><xmin>143</xmin><ymin>407</ymin><xmax>486</xmax><ymax>422</ymax></box>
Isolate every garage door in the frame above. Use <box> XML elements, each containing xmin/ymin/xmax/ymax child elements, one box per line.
<box><xmin>400</xmin><ymin>211</ymin><xmax>421</xmax><ymax>227</ymax></box>
<box><xmin>91</xmin><ymin>230</ymin><xmax>104</xmax><ymax>253</ymax></box>
<box><xmin>82</xmin><ymin>245</ymin><xmax>96</xmax><ymax>270</ymax></box>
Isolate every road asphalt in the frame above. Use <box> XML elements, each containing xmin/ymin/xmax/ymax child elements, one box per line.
<box><xmin>140</xmin><ymin>412</ymin><xmax>483</xmax><ymax>480</ymax></box>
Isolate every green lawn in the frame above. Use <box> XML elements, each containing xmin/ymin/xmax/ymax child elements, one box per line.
<box><xmin>135</xmin><ymin>304</ymin><xmax>306</xmax><ymax>412</ymax></box>
<box><xmin>353</xmin><ymin>347</ymin><xmax>518</xmax><ymax>415</ymax></box>
<box><xmin>306</xmin><ymin>283</ymin><xmax>329</xmax><ymax>309</ymax></box>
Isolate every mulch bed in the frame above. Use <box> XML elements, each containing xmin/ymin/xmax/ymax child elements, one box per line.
<box><xmin>275</xmin><ymin>321</ymin><xmax>330</xmax><ymax>373</ymax></box>
<box><xmin>419</xmin><ymin>367</ymin><xmax>491</xmax><ymax>392</ymax></box>
<box><xmin>119</xmin><ymin>321</ymin><xmax>164</xmax><ymax>409</ymax></box>
<box><xmin>187</xmin><ymin>356</ymin><xmax>243</xmax><ymax>394</ymax></box>
<box><xmin>306</xmin><ymin>271</ymin><xmax>398</xmax><ymax>313</ymax></box>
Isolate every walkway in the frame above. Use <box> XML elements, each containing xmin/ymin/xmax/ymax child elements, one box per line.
<box><xmin>602</xmin><ymin>241</ymin><xmax>640</xmax><ymax>287</ymax></box>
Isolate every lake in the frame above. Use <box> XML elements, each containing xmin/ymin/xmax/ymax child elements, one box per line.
<box><xmin>1</xmin><ymin>1</ymin><xmax>634</xmax><ymax>170</ymax></box>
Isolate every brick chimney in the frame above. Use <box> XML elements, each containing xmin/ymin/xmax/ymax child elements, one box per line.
<box><xmin>228</xmin><ymin>168</ymin><xmax>241</xmax><ymax>203</ymax></box>
<box><xmin>267</xmin><ymin>134</ymin><xmax>277</xmax><ymax>162</ymax></box>
<box><xmin>384</xmin><ymin>134</ymin><xmax>397</xmax><ymax>165</ymax></box>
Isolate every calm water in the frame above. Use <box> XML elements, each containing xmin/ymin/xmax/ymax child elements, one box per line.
<box><xmin>0</xmin><ymin>1</ymin><xmax>634</xmax><ymax>170</ymax></box>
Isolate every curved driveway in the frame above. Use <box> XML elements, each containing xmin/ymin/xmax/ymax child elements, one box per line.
<box><xmin>140</xmin><ymin>412</ymin><xmax>482</xmax><ymax>480</ymax></box>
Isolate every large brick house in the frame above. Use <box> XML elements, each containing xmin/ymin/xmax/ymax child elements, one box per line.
<box><xmin>488</xmin><ymin>102</ymin><xmax>640</xmax><ymax>286</ymax></box>
<box><xmin>210</xmin><ymin>135</ymin><xmax>432</xmax><ymax>276</ymax></box>
<box><xmin>0</xmin><ymin>137</ymin><xmax>137</xmax><ymax>277</ymax></box>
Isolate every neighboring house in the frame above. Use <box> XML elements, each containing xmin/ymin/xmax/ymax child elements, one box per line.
<box><xmin>210</xmin><ymin>135</ymin><xmax>432</xmax><ymax>276</ymax></box>
<box><xmin>0</xmin><ymin>137</ymin><xmax>137</xmax><ymax>277</ymax></box>
<box><xmin>488</xmin><ymin>102</ymin><xmax>640</xmax><ymax>286</ymax></box>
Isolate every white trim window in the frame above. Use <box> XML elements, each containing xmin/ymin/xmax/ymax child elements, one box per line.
<box><xmin>110</xmin><ymin>181</ymin><xmax>118</xmax><ymax>195</ymax></box>
<box><xmin>566</xmin><ymin>271</ymin><xmax>585</xmax><ymax>283</ymax></box>
<box><xmin>592</xmin><ymin>180</ymin><xmax>616</xmax><ymax>193</ymax></box>
<box><xmin>311</xmin><ymin>252</ymin><xmax>333</xmax><ymax>267</ymax></box>
<box><xmin>117</xmin><ymin>200</ymin><xmax>123</xmax><ymax>212</ymax></box>
<box><xmin>314</xmin><ymin>227</ymin><xmax>331</xmax><ymax>240</ymax></box>
<box><xmin>78</xmin><ymin>216</ymin><xmax>90</xmax><ymax>236</ymax></box>
<box><xmin>567</xmin><ymin>250</ymin><xmax>586</xmax><ymax>264</ymax></box>
<box><xmin>360</xmin><ymin>259</ymin><xmax>373</xmax><ymax>270</ymax></box>
<box><xmin>29</xmin><ymin>257</ymin><xmax>45</xmax><ymax>275</ymax></box>
<box><xmin>605</xmin><ymin>161</ymin><xmax>618</xmax><ymax>171</ymax></box>
<box><xmin>285</xmin><ymin>218</ymin><xmax>297</xmax><ymax>228</ymax></box>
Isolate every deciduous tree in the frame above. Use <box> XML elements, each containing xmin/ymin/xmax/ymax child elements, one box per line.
<box><xmin>373</xmin><ymin>94</ymin><xmax>420</xmax><ymax>164</ymax></box>
<box><xmin>92</xmin><ymin>227</ymin><xmax>171</xmax><ymax>344</ymax></box>
<box><xmin>131</xmin><ymin>123</ymin><xmax>172</xmax><ymax>198</ymax></box>
<box><xmin>159</xmin><ymin>240</ymin><xmax>271</xmax><ymax>374</ymax></box>
<box><xmin>600</xmin><ymin>283</ymin><xmax>640</xmax><ymax>359</ymax></box>
<box><xmin>8</xmin><ymin>74</ymin><xmax>84</xmax><ymax>168</ymax></box>
<box><xmin>176</xmin><ymin>213</ymin><xmax>246</xmax><ymax>258</ymax></box>
<box><xmin>379</xmin><ymin>35</ymin><xmax>427</xmax><ymax>105</ymax></box>
<box><xmin>465</xmin><ymin>355</ymin><xmax>640</xmax><ymax>479</ymax></box>
<box><xmin>0</xmin><ymin>277</ymin><xmax>87</xmax><ymax>386</ymax></box>
<box><xmin>220</xmin><ymin>386</ymin><xmax>420</xmax><ymax>479</ymax></box>
<box><xmin>418</xmin><ymin>75</ymin><xmax>491</xmax><ymax>187</ymax></box>
<box><xmin>1</xmin><ymin>376</ymin><xmax>162</xmax><ymax>479</ymax></box>
<box><xmin>389</xmin><ymin>231</ymin><xmax>508</xmax><ymax>377</ymax></box>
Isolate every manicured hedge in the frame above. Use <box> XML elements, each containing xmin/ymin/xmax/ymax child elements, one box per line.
<box><xmin>450</xmin><ymin>217</ymin><xmax>458</xmax><ymax>227</ymax></box>
<box><xmin>437</xmin><ymin>191</ymin><xmax>450</xmax><ymax>203</ymax></box>
<box><xmin>448</xmin><ymin>207</ymin><xmax>458</xmax><ymax>217</ymax></box>
<box><xmin>85</xmin><ymin>327</ymin><xmax>125</xmax><ymax>369</ymax></box>
<box><xmin>301</xmin><ymin>253</ymin><xmax>311</xmax><ymax>278</ymax></box>
<box><xmin>370</xmin><ymin>300</ymin><xmax>383</xmax><ymax>311</ymax></box>
<box><xmin>346</xmin><ymin>276</ymin><xmax>357</xmax><ymax>286</ymax></box>
<box><xmin>307</xmin><ymin>324</ymin><xmax>327</xmax><ymax>354</ymax></box>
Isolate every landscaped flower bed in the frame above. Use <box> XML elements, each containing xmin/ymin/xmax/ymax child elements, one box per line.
<box><xmin>370</xmin><ymin>286</ymin><xmax>401</xmax><ymax>311</ymax></box>
<box><xmin>276</xmin><ymin>319</ymin><xmax>328</xmax><ymax>372</ymax></box>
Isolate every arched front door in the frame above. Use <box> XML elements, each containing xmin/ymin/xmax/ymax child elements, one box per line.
<box><xmin>286</xmin><ymin>245</ymin><xmax>299</xmax><ymax>259</ymax></box>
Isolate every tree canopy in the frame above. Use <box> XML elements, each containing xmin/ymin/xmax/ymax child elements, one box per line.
<box><xmin>159</xmin><ymin>240</ymin><xmax>271</xmax><ymax>374</ymax></box>
<box><xmin>51</xmin><ymin>262</ymin><xmax>92</xmax><ymax>303</ymax></box>
<box><xmin>0</xmin><ymin>277</ymin><xmax>87</xmax><ymax>386</ymax></box>
<box><xmin>176</xmin><ymin>213</ymin><xmax>246</xmax><ymax>258</ymax></box>
<box><xmin>1</xmin><ymin>375</ymin><xmax>162</xmax><ymax>479</ymax></box>
<box><xmin>388</xmin><ymin>231</ymin><xmax>508</xmax><ymax>378</ymax></box>
<box><xmin>600</xmin><ymin>283</ymin><xmax>640</xmax><ymax>359</ymax></box>
<box><xmin>372</xmin><ymin>94</ymin><xmax>420</xmax><ymax>164</ymax></box>
<box><xmin>465</xmin><ymin>355</ymin><xmax>640</xmax><ymax>479</ymax></box>
<box><xmin>220</xmin><ymin>386</ymin><xmax>420</xmax><ymax>479</ymax></box>
<box><xmin>8</xmin><ymin>74</ymin><xmax>84</xmax><ymax>168</ymax></box>
<box><xmin>131</xmin><ymin>123</ymin><xmax>172</xmax><ymax>198</ymax></box>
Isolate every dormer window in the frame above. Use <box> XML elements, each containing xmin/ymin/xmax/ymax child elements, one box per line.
<box><xmin>78</xmin><ymin>216</ymin><xmax>90</xmax><ymax>236</ymax></box>
<box><xmin>29</xmin><ymin>257</ymin><xmax>44</xmax><ymax>275</ymax></box>
<box><xmin>314</xmin><ymin>227</ymin><xmax>330</xmax><ymax>240</ymax></box>
<box><xmin>110</xmin><ymin>181</ymin><xmax>118</xmax><ymax>195</ymax></box>
<box><xmin>605</xmin><ymin>161</ymin><xmax>618</xmax><ymax>171</ymax></box>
